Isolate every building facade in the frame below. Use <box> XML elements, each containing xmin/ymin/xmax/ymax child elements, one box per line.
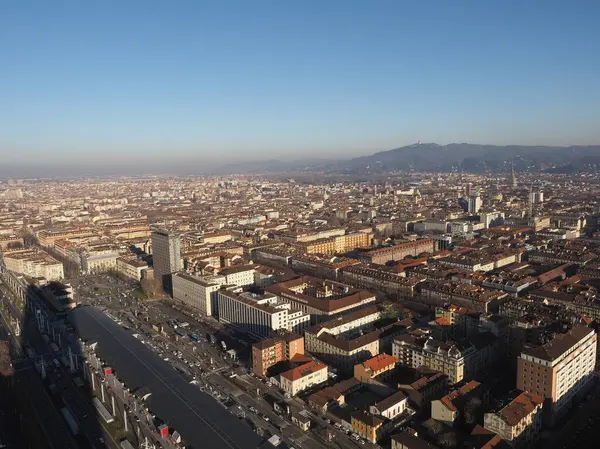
<box><xmin>516</xmin><ymin>326</ymin><xmax>597</xmax><ymax>421</ymax></box>
<box><xmin>172</xmin><ymin>272</ymin><xmax>225</xmax><ymax>317</ymax></box>
<box><xmin>151</xmin><ymin>229</ymin><xmax>182</xmax><ymax>289</ymax></box>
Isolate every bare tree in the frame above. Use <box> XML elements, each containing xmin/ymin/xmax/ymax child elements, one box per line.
<box><xmin>0</xmin><ymin>341</ymin><xmax>13</xmax><ymax>377</ymax></box>
<box><xmin>141</xmin><ymin>277</ymin><xmax>162</xmax><ymax>298</ymax></box>
<box><xmin>438</xmin><ymin>431</ymin><xmax>458</xmax><ymax>449</ymax></box>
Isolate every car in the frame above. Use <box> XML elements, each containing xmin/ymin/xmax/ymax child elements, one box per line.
<box><xmin>98</xmin><ymin>437</ymin><xmax>105</xmax><ymax>443</ymax></box>
<box><xmin>358</xmin><ymin>439</ymin><xmax>365</xmax><ymax>445</ymax></box>
<box><xmin>334</xmin><ymin>422</ymin><xmax>342</xmax><ymax>429</ymax></box>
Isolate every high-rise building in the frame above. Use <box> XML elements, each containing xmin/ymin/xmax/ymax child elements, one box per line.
<box><xmin>465</xmin><ymin>182</ymin><xmax>472</xmax><ymax>197</ymax></box>
<box><xmin>468</xmin><ymin>195</ymin><xmax>482</xmax><ymax>214</ymax></box>
<box><xmin>517</xmin><ymin>326</ymin><xmax>596</xmax><ymax>423</ymax></box>
<box><xmin>151</xmin><ymin>228</ymin><xmax>182</xmax><ymax>293</ymax></box>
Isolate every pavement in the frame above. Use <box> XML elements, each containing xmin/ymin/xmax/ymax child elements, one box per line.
<box><xmin>0</xmin><ymin>294</ymin><xmax>79</xmax><ymax>449</ymax></box>
<box><xmin>1</xmin><ymin>277</ymin><xmax>119</xmax><ymax>449</ymax></box>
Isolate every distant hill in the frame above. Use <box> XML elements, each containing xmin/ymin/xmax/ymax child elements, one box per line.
<box><xmin>341</xmin><ymin>143</ymin><xmax>600</xmax><ymax>173</ymax></box>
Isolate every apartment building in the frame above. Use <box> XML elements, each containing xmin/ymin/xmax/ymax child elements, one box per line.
<box><xmin>279</xmin><ymin>360</ymin><xmax>328</xmax><ymax>396</ymax></box>
<box><xmin>81</xmin><ymin>247</ymin><xmax>120</xmax><ymax>273</ymax></box>
<box><xmin>217</xmin><ymin>290</ymin><xmax>309</xmax><ymax>339</ymax></box>
<box><xmin>172</xmin><ymin>272</ymin><xmax>225</xmax><ymax>317</ymax></box>
<box><xmin>202</xmin><ymin>231</ymin><xmax>232</xmax><ymax>244</ymax></box>
<box><xmin>251</xmin><ymin>332</ymin><xmax>305</xmax><ymax>376</ymax></box>
<box><xmin>483</xmin><ymin>391</ymin><xmax>543</xmax><ymax>448</ymax></box>
<box><xmin>354</xmin><ymin>353</ymin><xmax>399</xmax><ymax>383</ymax></box>
<box><xmin>431</xmin><ymin>380</ymin><xmax>482</xmax><ymax>425</ymax></box>
<box><xmin>517</xmin><ymin>326</ymin><xmax>596</xmax><ymax>420</ymax></box>
<box><xmin>291</xmin><ymin>237</ymin><xmax>336</xmax><ymax>255</ymax></box>
<box><xmin>358</xmin><ymin>239</ymin><xmax>436</xmax><ymax>265</ymax></box>
<box><xmin>391</xmin><ymin>432</ymin><xmax>440</xmax><ymax>449</ymax></box>
<box><xmin>369</xmin><ymin>390</ymin><xmax>409</xmax><ymax>420</ymax></box>
<box><xmin>279</xmin><ymin>227</ymin><xmax>346</xmax><ymax>243</ymax></box>
<box><xmin>335</xmin><ymin>232</ymin><xmax>372</xmax><ymax>253</ymax></box>
<box><xmin>420</xmin><ymin>281</ymin><xmax>507</xmax><ymax>313</ymax></box>
<box><xmin>305</xmin><ymin>307</ymin><xmax>412</xmax><ymax>371</ymax></box>
<box><xmin>116</xmin><ymin>257</ymin><xmax>148</xmax><ymax>281</ymax></box>
<box><xmin>351</xmin><ymin>411</ymin><xmax>389</xmax><ymax>444</ymax></box>
<box><xmin>267</xmin><ymin>276</ymin><xmax>377</xmax><ymax>323</ymax></box>
<box><xmin>393</xmin><ymin>332</ymin><xmax>497</xmax><ymax>384</ymax></box>
<box><xmin>217</xmin><ymin>264</ymin><xmax>256</xmax><ymax>287</ymax></box>
<box><xmin>0</xmin><ymin>235</ymin><xmax>23</xmax><ymax>249</ymax></box>
<box><xmin>1</xmin><ymin>248</ymin><xmax>64</xmax><ymax>281</ymax></box>
<box><xmin>398</xmin><ymin>372</ymin><xmax>449</xmax><ymax>411</ymax></box>
<box><xmin>341</xmin><ymin>264</ymin><xmax>426</xmax><ymax>298</ymax></box>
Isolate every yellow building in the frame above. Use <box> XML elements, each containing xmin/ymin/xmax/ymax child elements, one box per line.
<box><xmin>351</xmin><ymin>411</ymin><xmax>385</xmax><ymax>443</ymax></box>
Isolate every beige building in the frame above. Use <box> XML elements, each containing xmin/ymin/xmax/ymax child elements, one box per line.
<box><xmin>484</xmin><ymin>391</ymin><xmax>543</xmax><ymax>448</ymax></box>
<box><xmin>81</xmin><ymin>248</ymin><xmax>120</xmax><ymax>274</ymax></box>
<box><xmin>354</xmin><ymin>353</ymin><xmax>399</xmax><ymax>383</ymax></box>
<box><xmin>431</xmin><ymin>380</ymin><xmax>481</xmax><ymax>425</ymax></box>
<box><xmin>116</xmin><ymin>257</ymin><xmax>148</xmax><ymax>280</ymax></box>
<box><xmin>305</xmin><ymin>306</ymin><xmax>412</xmax><ymax>371</ymax></box>
<box><xmin>2</xmin><ymin>248</ymin><xmax>64</xmax><ymax>281</ymax></box>
<box><xmin>393</xmin><ymin>332</ymin><xmax>497</xmax><ymax>384</ymax></box>
<box><xmin>267</xmin><ymin>276</ymin><xmax>377</xmax><ymax>323</ymax></box>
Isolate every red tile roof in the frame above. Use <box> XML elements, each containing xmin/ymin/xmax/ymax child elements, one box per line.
<box><xmin>281</xmin><ymin>360</ymin><xmax>327</xmax><ymax>381</ymax></box>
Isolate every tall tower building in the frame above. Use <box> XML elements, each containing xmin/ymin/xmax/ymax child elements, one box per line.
<box><xmin>468</xmin><ymin>195</ymin><xmax>482</xmax><ymax>214</ymax></box>
<box><xmin>510</xmin><ymin>162</ymin><xmax>517</xmax><ymax>188</ymax></box>
<box><xmin>151</xmin><ymin>228</ymin><xmax>182</xmax><ymax>293</ymax></box>
<box><xmin>517</xmin><ymin>327</ymin><xmax>596</xmax><ymax>424</ymax></box>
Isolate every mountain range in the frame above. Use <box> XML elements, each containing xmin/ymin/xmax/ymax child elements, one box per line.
<box><xmin>212</xmin><ymin>143</ymin><xmax>600</xmax><ymax>174</ymax></box>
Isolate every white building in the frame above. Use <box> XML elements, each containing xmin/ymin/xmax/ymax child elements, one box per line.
<box><xmin>172</xmin><ymin>272</ymin><xmax>225</xmax><ymax>317</ymax></box>
<box><xmin>278</xmin><ymin>361</ymin><xmax>328</xmax><ymax>396</ymax></box>
<box><xmin>369</xmin><ymin>391</ymin><xmax>409</xmax><ymax>420</ymax></box>
<box><xmin>116</xmin><ymin>257</ymin><xmax>148</xmax><ymax>281</ymax></box>
<box><xmin>217</xmin><ymin>265</ymin><xmax>256</xmax><ymax>287</ymax></box>
<box><xmin>217</xmin><ymin>290</ymin><xmax>309</xmax><ymax>339</ymax></box>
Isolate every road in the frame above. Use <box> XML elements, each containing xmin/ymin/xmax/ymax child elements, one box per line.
<box><xmin>82</xmin><ymin>284</ymin><xmax>369</xmax><ymax>449</ymax></box>
<box><xmin>0</xmin><ymin>294</ymin><xmax>79</xmax><ymax>449</ymax></box>
<box><xmin>1</xmin><ymin>279</ymin><xmax>119</xmax><ymax>449</ymax></box>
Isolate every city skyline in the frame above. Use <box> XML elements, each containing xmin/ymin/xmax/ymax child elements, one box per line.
<box><xmin>2</xmin><ymin>0</ymin><xmax>600</xmax><ymax>170</ymax></box>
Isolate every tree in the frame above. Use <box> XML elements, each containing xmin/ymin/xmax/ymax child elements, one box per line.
<box><xmin>141</xmin><ymin>277</ymin><xmax>162</xmax><ymax>298</ymax></box>
<box><xmin>0</xmin><ymin>341</ymin><xmax>13</xmax><ymax>377</ymax></box>
<box><xmin>438</xmin><ymin>431</ymin><xmax>458</xmax><ymax>449</ymax></box>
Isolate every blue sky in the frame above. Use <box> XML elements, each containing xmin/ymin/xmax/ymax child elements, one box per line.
<box><xmin>1</xmin><ymin>0</ymin><xmax>599</xmax><ymax>167</ymax></box>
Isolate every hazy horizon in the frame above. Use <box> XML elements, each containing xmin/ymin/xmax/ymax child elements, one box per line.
<box><xmin>2</xmin><ymin>1</ymin><xmax>600</xmax><ymax>171</ymax></box>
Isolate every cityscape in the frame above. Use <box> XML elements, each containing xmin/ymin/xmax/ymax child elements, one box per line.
<box><xmin>2</xmin><ymin>2</ymin><xmax>600</xmax><ymax>449</ymax></box>
<box><xmin>0</xmin><ymin>169</ymin><xmax>599</xmax><ymax>449</ymax></box>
